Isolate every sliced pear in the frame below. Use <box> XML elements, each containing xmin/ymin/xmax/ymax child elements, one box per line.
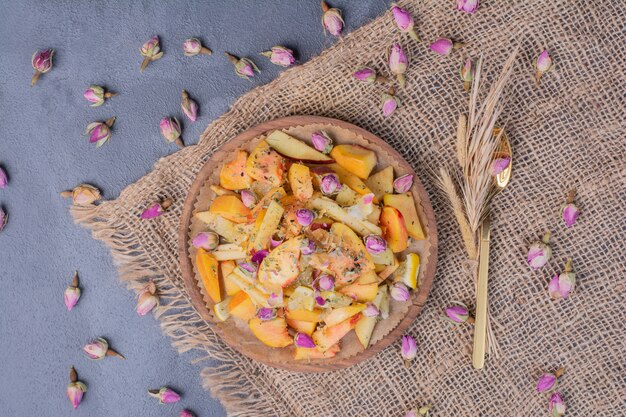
<box><xmin>287</xmin><ymin>286</ymin><xmax>315</xmax><ymax>311</ymax></box>
<box><xmin>324</xmin><ymin>304</ymin><xmax>366</xmax><ymax>326</ymax></box>
<box><xmin>266</xmin><ymin>130</ymin><xmax>334</xmax><ymax>163</ymax></box>
<box><xmin>365</xmin><ymin>166</ymin><xmax>394</xmax><ymax>201</ymax></box>
<box><xmin>354</xmin><ymin>286</ymin><xmax>388</xmax><ymax>348</ymax></box>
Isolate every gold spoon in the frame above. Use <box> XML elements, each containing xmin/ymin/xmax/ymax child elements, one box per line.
<box><xmin>472</xmin><ymin>128</ymin><xmax>512</xmax><ymax>369</ymax></box>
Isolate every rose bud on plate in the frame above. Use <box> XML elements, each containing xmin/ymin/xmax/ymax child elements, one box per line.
<box><xmin>353</xmin><ymin>67</ymin><xmax>388</xmax><ymax>84</ymax></box>
<box><xmin>311</xmin><ymin>130</ymin><xmax>334</xmax><ymax>154</ymax></box>
<box><xmin>318</xmin><ymin>275</ymin><xmax>335</xmax><ymax>291</ymax></box>
<box><xmin>64</xmin><ymin>271</ymin><xmax>81</xmax><ymax>311</ymax></box>
<box><xmin>429</xmin><ymin>38</ymin><xmax>464</xmax><ymax>56</ymax></box>
<box><xmin>140</xmin><ymin>35</ymin><xmax>164</xmax><ymax>72</ymax></box>
<box><xmin>388</xmin><ymin>43</ymin><xmax>408</xmax><ymax>88</ymax></box>
<box><xmin>562</xmin><ymin>189</ymin><xmax>580</xmax><ymax>227</ymax></box>
<box><xmin>456</xmin><ymin>0</ymin><xmax>479</xmax><ymax>14</ymax></box>
<box><xmin>160</xmin><ymin>117</ymin><xmax>184</xmax><ymax>148</ymax></box>
<box><xmin>296</xmin><ymin>208</ymin><xmax>314</xmax><ymax>226</ymax></box>
<box><xmin>400</xmin><ymin>334</ymin><xmax>417</xmax><ymax>366</ymax></box>
<box><xmin>83</xmin><ymin>337</ymin><xmax>125</xmax><ymax>360</ymax></box>
<box><xmin>394</xmin><ymin>174</ymin><xmax>413</xmax><ymax>193</ymax></box>
<box><xmin>148</xmin><ymin>387</ymin><xmax>181</xmax><ymax>404</ymax></box>
<box><xmin>320</xmin><ymin>173</ymin><xmax>341</xmax><ymax>195</ymax></box>
<box><xmin>294</xmin><ymin>332</ymin><xmax>316</xmax><ymax>348</ymax></box>
<box><xmin>84</xmin><ymin>117</ymin><xmax>116</xmax><ymax>148</ymax></box>
<box><xmin>136</xmin><ymin>280</ymin><xmax>159</xmax><ymax>316</ymax></box>
<box><xmin>548</xmin><ymin>259</ymin><xmax>576</xmax><ymax>300</ymax></box>
<box><xmin>240</xmin><ymin>190</ymin><xmax>257</xmax><ymax>208</ymax></box>
<box><xmin>140</xmin><ymin>198</ymin><xmax>173</xmax><ymax>219</ymax></box>
<box><xmin>84</xmin><ymin>85</ymin><xmax>116</xmax><ymax>107</ymax></box>
<box><xmin>66</xmin><ymin>366</ymin><xmax>87</xmax><ymax>410</ymax></box>
<box><xmin>527</xmin><ymin>231</ymin><xmax>552</xmax><ymax>270</ymax></box>
<box><xmin>391</xmin><ymin>282</ymin><xmax>410</xmax><ymax>301</ymax></box>
<box><xmin>270</xmin><ymin>231</ymin><xmax>285</xmax><ymax>248</ymax></box>
<box><xmin>257</xmin><ymin>307</ymin><xmax>277</xmax><ymax>321</ymax></box>
<box><xmin>536</xmin><ymin>367</ymin><xmax>565</xmax><ymax>393</ymax></box>
<box><xmin>31</xmin><ymin>49</ymin><xmax>54</xmax><ymax>86</ymax></box>
<box><xmin>321</xmin><ymin>1</ymin><xmax>344</xmax><ymax>36</ymax></box>
<box><xmin>363</xmin><ymin>302</ymin><xmax>380</xmax><ymax>318</ymax></box>
<box><xmin>192</xmin><ymin>231</ymin><xmax>219</xmax><ymax>251</ymax></box>
<box><xmin>183</xmin><ymin>38</ymin><xmax>212</xmax><ymax>56</ymax></box>
<box><xmin>382</xmin><ymin>88</ymin><xmax>400</xmax><ymax>118</ymax></box>
<box><xmin>364</xmin><ymin>235</ymin><xmax>387</xmax><ymax>255</ymax></box>
<box><xmin>460</xmin><ymin>58</ymin><xmax>475</xmax><ymax>91</ymax></box>
<box><xmin>0</xmin><ymin>166</ymin><xmax>7</xmax><ymax>189</ymax></box>
<box><xmin>548</xmin><ymin>392</ymin><xmax>566</xmax><ymax>417</ymax></box>
<box><xmin>391</xmin><ymin>4</ymin><xmax>419</xmax><ymax>40</ymax></box>
<box><xmin>181</xmin><ymin>90</ymin><xmax>198</xmax><ymax>122</ymax></box>
<box><xmin>60</xmin><ymin>184</ymin><xmax>102</xmax><ymax>206</ymax></box>
<box><xmin>535</xmin><ymin>50</ymin><xmax>554</xmax><ymax>84</ymax></box>
<box><xmin>224</xmin><ymin>52</ymin><xmax>260</xmax><ymax>80</ymax></box>
<box><xmin>300</xmin><ymin>238</ymin><xmax>316</xmax><ymax>255</ymax></box>
<box><xmin>260</xmin><ymin>46</ymin><xmax>296</xmax><ymax>68</ymax></box>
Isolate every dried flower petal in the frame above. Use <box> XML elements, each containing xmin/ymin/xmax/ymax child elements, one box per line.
<box><xmin>225</xmin><ymin>52</ymin><xmax>260</xmax><ymax>80</ymax></box>
<box><xmin>311</xmin><ymin>131</ymin><xmax>334</xmax><ymax>154</ymax></box>
<box><xmin>257</xmin><ymin>307</ymin><xmax>276</xmax><ymax>321</ymax></box>
<box><xmin>238</xmin><ymin>261</ymin><xmax>258</xmax><ymax>275</ymax></box>
<box><xmin>294</xmin><ymin>332</ymin><xmax>316</xmax><ymax>348</ymax></box>
<box><xmin>67</xmin><ymin>367</ymin><xmax>87</xmax><ymax>410</ymax></box>
<box><xmin>318</xmin><ymin>275</ymin><xmax>335</xmax><ymax>291</ymax></box>
<box><xmin>382</xmin><ymin>90</ymin><xmax>399</xmax><ymax>117</ymax></box>
<box><xmin>364</xmin><ymin>235</ymin><xmax>387</xmax><ymax>255</ymax></box>
<box><xmin>267</xmin><ymin>292</ymin><xmax>281</xmax><ymax>307</ymax></box>
<box><xmin>394</xmin><ymin>174</ymin><xmax>414</xmax><ymax>193</ymax></box>
<box><xmin>549</xmin><ymin>259</ymin><xmax>576</xmax><ymax>299</ymax></box>
<box><xmin>363</xmin><ymin>302</ymin><xmax>380</xmax><ymax>317</ymax></box>
<box><xmin>443</xmin><ymin>302</ymin><xmax>470</xmax><ymax>324</ymax></box>
<box><xmin>388</xmin><ymin>43</ymin><xmax>408</xmax><ymax>87</ymax></box>
<box><xmin>300</xmin><ymin>238</ymin><xmax>316</xmax><ymax>255</ymax></box>
<box><xmin>456</xmin><ymin>0</ymin><xmax>479</xmax><ymax>14</ymax></box>
<box><xmin>391</xmin><ymin>282</ymin><xmax>410</xmax><ymax>301</ymax></box>
<box><xmin>535</xmin><ymin>50</ymin><xmax>554</xmax><ymax>84</ymax></box>
<box><xmin>391</xmin><ymin>4</ymin><xmax>419</xmax><ymax>40</ymax></box>
<box><xmin>180</xmin><ymin>410</ymin><xmax>195</xmax><ymax>417</ymax></box>
<box><xmin>0</xmin><ymin>167</ymin><xmax>7</xmax><ymax>189</ymax></box>
<box><xmin>192</xmin><ymin>232</ymin><xmax>219</xmax><ymax>251</ymax></box>
<box><xmin>31</xmin><ymin>49</ymin><xmax>54</xmax><ymax>86</ymax></box>
<box><xmin>320</xmin><ymin>173</ymin><xmax>341</xmax><ymax>195</ymax></box>
<box><xmin>527</xmin><ymin>231</ymin><xmax>552</xmax><ymax>270</ymax></box>
<box><xmin>64</xmin><ymin>272</ymin><xmax>81</xmax><ymax>311</ymax></box>
<box><xmin>84</xmin><ymin>117</ymin><xmax>116</xmax><ymax>148</ymax></box>
<box><xmin>181</xmin><ymin>90</ymin><xmax>198</xmax><ymax>122</ymax></box>
<box><xmin>401</xmin><ymin>334</ymin><xmax>417</xmax><ymax>362</ymax></box>
<box><xmin>548</xmin><ymin>392</ymin><xmax>566</xmax><ymax>417</ymax></box>
<box><xmin>140</xmin><ymin>36</ymin><xmax>163</xmax><ymax>72</ymax></box>
<box><xmin>270</xmin><ymin>231</ymin><xmax>285</xmax><ymax>248</ymax></box>
<box><xmin>260</xmin><ymin>46</ymin><xmax>296</xmax><ymax>67</ymax></box>
<box><xmin>160</xmin><ymin>117</ymin><xmax>184</xmax><ymax>148</ymax></box>
<box><xmin>296</xmin><ymin>208</ymin><xmax>314</xmax><ymax>226</ymax></box>
<box><xmin>251</xmin><ymin>250</ymin><xmax>269</xmax><ymax>264</ymax></box>
<box><xmin>61</xmin><ymin>184</ymin><xmax>102</xmax><ymax>206</ymax></box>
<box><xmin>148</xmin><ymin>387</ymin><xmax>181</xmax><ymax>404</ymax></box>
<box><xmin>183</xmin><ymin>38</ymin><xmax>211</xmax><ymax>57</ymax></box>
<box><xmin>240</xmin><ymin>190</ymin><xmax>257</xmax><ymax>208</ymax></box>
<box><xmin>141</xmin><ymin>199</ymin><xmax>173</xmax><ymax>219</ymax></box>
<box><xmin>430</xmin><ymin>38</ymin><xmax>463</xmax><ymax>56</ymax></box>
<box><xmin>321</xmin><ymin>1</ymin><xmax>344</xmax><ymax>36</ymax></box>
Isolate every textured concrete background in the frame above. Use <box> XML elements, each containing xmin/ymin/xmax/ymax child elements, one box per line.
<box><xmin>0</xmin><ymin>0</ymin><xmax>389</xmax><ymax>415</ymax></box>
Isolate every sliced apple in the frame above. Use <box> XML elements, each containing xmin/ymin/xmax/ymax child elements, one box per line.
<box><xmin>250</xmin><ymin>199</ymin><xmax>284</xmax><ymax>252</ymax></box>
<box><xmin>258</xmin><ymin>236</ymin><xmax>304</xmax><ymax>288</ymax></box>
<box><xmin>212</xmin><ymin>244</ymin><xmax>247</xmax><ymax>261</ymax></box>
<box><xmin>319</xmin><ymin>291</ymin><xmax>354</xmax><ymax>308</ymax></box>
<box><xmin>219</xmin><ymin>150</ymin><xmax>252</xmax><ymax>190</ymax></box>
<box><xmin>194</xmin><ymin>211</ymin><xmax>249</xmax><ymax>244</ymax></box>
<box><xmin>286</xmin><ymin>318</ymin><xmax>317</xmax><ymax>336</ymax></box>
<box><xmin>294</xmin><ymin>344</ymin><xmax>340</xmax><ymax>360</ymax></box>
<box><xmin>324</xmin><ymin>304</ymin><xmax>366</xmax><ymax>326</ymax></box>
<box><xmin>266</xmin><ymin>130</ymin><xmax>334</xmax><ymax>164</ymax></box>
<box><xmin>312</xmin><ymin>313</ymin><xmax>362</xmax><ymax>352</ymax></box>
<box><xmin>249</xmin><ymin>317</ymin><xmax>292</xmax><ymax>348</ymax></box>
<box><xmin>354</xmin><ymin>286</ymin><xmax>387</xmax><ymax>348</ymax></box>
<box><xmin>196</xmin><ymin>249</ymin><xmax>221</xmax><ymax>303</ymax></box>
<box><xmin>383</xmin><ymin>192</ymin><xmax>425</xmax><ymax>240</ymax></box>
<box><xmin>366</xmin><ymin>204</ymin><xmax>381</xmax><ymax>225</ymax></box>
<box><xmin>335</xmin><ymin>185</ymin><xmax>361</xmax><ymax>206</ymax></box>
<box><xmin>365</xmin><ymin>166</ymin><xmax>394</xmax><ymax>201</ymax></box>
<box><xmin>380</xmin><ymin>206</ymin><xmax>409</xmax><ymax>253</ymax></box>
<box><xmin>308</xmin><ymin>195</ymin><xmax>382</xmax><ymax>236</ymax></box>
<box><xmin>330</xmin><ymin>144</ymin><xmax>377</xmax><ymax>179</ymax></box>
<box><xmin>371</xmin><ymin>247</ymin><xmax>394</xmax><ymax>266</ymax></box>
<box><xmin>245</xmin><ymin>140</ymin><xmax>285</xmax><ymax>187</ymax></box>
<box><xmin>394</xmin><ymin>253</ymin><xmax>420</xmax><ymax>289</ymax></box>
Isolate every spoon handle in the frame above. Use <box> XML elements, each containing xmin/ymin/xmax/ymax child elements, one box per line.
<box><xmin>472</xmin><ymin>216</ymin><xmax>491</xmax><ymax>369</ymax></box>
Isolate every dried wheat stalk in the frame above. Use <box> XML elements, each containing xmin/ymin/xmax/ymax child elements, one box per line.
<box><xmin>456</xmin><ymin>114</ymin><xmax>467</xmax><ymax>168</ymax></box>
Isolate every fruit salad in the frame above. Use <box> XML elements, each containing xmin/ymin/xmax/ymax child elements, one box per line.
<box><xmin>193</xmin><ymin>129</ymin><xmax>425</xmax><ymax>360</ymax></box>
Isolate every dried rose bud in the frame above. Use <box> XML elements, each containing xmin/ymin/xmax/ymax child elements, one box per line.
<box><xmin>364</xmin><ymin>235</ymin><xmax>387</xmax><ymax>255</ymax></box>
<box><xmin>267</xmin><ymin>292</ymin><xmax>281</xmax><ymax>307</ymax></box>
<box><xmin>443</xmin><ymin>302</ymin><xmax>472</xmax><ymax>324</ymax></box>
<box><xmin>388</xmin><ymin>43</ymin><xmax>408</xmax><ymax>87</ymax></box>
<box><xmin>391</xmin><ymin>282</ymin><xmax>410</xmax><ymax>301</ymax></box>
<box><xmin>85</xmin><ymin>117</ymin><xmax>116</xmax><ymax>148</ymax></box>
<box><xmin>31</xmin><ymin>49</ymin><xmax>54</xmax><ymax>86</ymax></box>
<box><xmin>294</xmin><ymin>332</ymin><xmax>316</xmax><ymax>348</ymax></box>
<box><xmin>315</xmin><ymin>294</ymin><xmax>326</xmax><ymax>306</ymax></box>
<box><xmin>429</xmin><ymin>38</ymin><xmax>463</xmax><ymax>56</ymax></box>
<box><xmin>136</xmin><ymin>281</ymin><xmax>159</xmax><ymax>316</ymax></box>
<box><xmin>527</xmin><ymin>231</ymin><xmax>552</xmax><ymax>270</ymax></box>
<box><xmin>320</xmin><ymin>173</ymin><xmax>341</xmax><ymax>195</ymax></box>
<box><xmin>141</xmin><ymin>198</ymin><xmax>173</xmax><ymax>219</ymax></box>
<box><xmin>382</xmin><ymin>89</ymin><xmax>400</xmax><ymax>118</ymax></box>
<box><xmin>251</xmin><ymin>250</ymin><xmax>269</xmax><ymax>264</ymax></box>
<box><xmin>536</xmin><ymin>368</ymin><xmax>566</xmax><ymax>393</ymax></box>
<box><xmin>64</xmin><ymin>272</ymin><xmax>81</xmax><ymax>311</ymax></box>
<box><xmin>401</xmin><ymin>334</ymin><xmax>417</xmax><ymax>364</ymax></box>
<box><xmin>183</xmin><ymin>38</ymin><xmax>211</xmax><ymax>57</ymax></box>
<box><xmin>296</xmin><ymin>208</ymin><xmax>314</xmax><ymax>226</ymax></box>
<box><xmin>257</xmin><ymin>307</ymin><xmax>277</xmax><ymax>321</ymax></box>
<box><xmin>181</xmin><ymin>90</ymin><xmax>198</xmax><ymax>122</ymax></box>
<box><xmin>83</xmin><ymin>337</ymin><xmax>124</xmax><ymax>360</ymax></box>
<box><xmin>562</xmin><ymin>189</ymin><xmax>580</xmax><ymax>227</ymax></box>
<box><xmin>301</xmin><ymin>238</ymin><xmax>316</xmax><ymax>255</ymax></box>
<box><xmin>456</xmin><ymin>0</ymin><xmax>479</xmax><ymax>14</ymax></box>
<box><xmin>0</xmin><ymin>167</ymin><xmax>7</xmax><ymax>189</ymax></box>
<box><xmin>321</xmin><ymin>1</ymin><xmax>344</xmax><ymax>36</ymax></box>
<box><xmin>140</xmin><ymin>36</ymin><xmax>164</xmax><ymax>72</ymax></box>
<box><xmin>67</xmin><ymin>366</ymin><xmax>87</xmax><ymax>409</ymax></box>
<box><xmin>180</xmin><ymin>410</ymin><xmax>195</xmax><ymax>417</ymax></box>
<box><xmin>491</xmin><ymin>157</ymin><xmax>511</xmax><ymax>176</ymax></box>
<box><xmin>160</xmin><ymin>117</ymin><xmax>184</xmax><ymax>148</ymax></box>
<box><xmin>261</xmin><ymin>46</ymin><xmax>296</xmax><ymax>67</ymax></box>
<box><xmin>238</xmin><ymin>261</ymin><xmax>258</xmax><ymax>275</ymax></box>
<box><xmin>549</xmin><ymin>392</ymin><xmax>566</xmax><ymax>417</ymax></box>
<box><xmin>270</xmin><ymin>231</ymin><xmax>285</xmax><ymax>248</ymax></box>
<box><xmin>148</xmin><ymin>387</ymin><xmax>181</xmax><ymax>404</ymax></box>
<box><xmin>363</xmin><ymin>302</ymin><xmax>380</xmax><ymax>318</ymax></box>
<box><xmin>311</xmin><ymin>131</ymin><xmax>334</xmax><ymax>154</ymax></box>
<box><xmin>394</xmin><ymin>174</ymin><xmax>414</xmax><ymax>193</ymax></box>
<box><xmin>84</xmin><ymin>85</ymin><xmax>116</xmax><ymax>107</ymax></box>
<box><xmin>353</xmin><ymin>67</ymin><xmax>378</xmax><ymax>83</ymax></box>
<box><xmin>60</xmin><ymin>184</ymin><xmax>102</xmax><ymax>206</ymax></box>
<box><xmin>549</xmin><ymin>259</ymin><xmax>576</xmax><ymax>299</ymax></box>
<box><xmin>225</xmin><ymin>52</ymin><xmax>260</xmax><ymax>80</ymax></box>
<box><xmin>391</xmin><ymin>4</ymin><xmax>419</xmax><ymax>40</ymax></box>
<box><xmin>240</xmin><ymin>190</ymin><xmax>257</xmax><ymax>208</ymax></box>
<box><xmin>535</xmin><ymin>50</ymin><xmax>554</xmax><ymax>84</ymax></box>
<box><xmin>460</xmin><ymin>58</ymin><xmax>475</xmax><ymax>91</ymax></box>
<box><xmin>192</xmin><ymin>231</ymin><xmax>219</xmax><ymax>251</ymax></box>
<box><xmin>318</xmin><ymin>275</ymin><xmax>335</xmax><ymax>291</ymax></box>
<box><xmin>0</xmin><ymin>207</ymin><xmax>7</xmax><ymax>233</ymax></box>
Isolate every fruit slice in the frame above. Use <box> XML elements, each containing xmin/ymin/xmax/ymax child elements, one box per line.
<box><xmin>377</xmin><ymin>257</ymin><xmax>400</xmax><ymax>281</ymax></box>
<box><xmin>324</xmin><ymin>304</ymin><xmax>366</xmax><ymax>326</ymax></box>
<box><xmin>312</xmin><ymin>313</ymin><xmax>362</xmax><ymax>352</ymax></box>
<box><xmin>380</xmin><ymin>206</ymin><xmax>409</xmax><ymax>253</ymax></box>
<box><xmin>294</xmin><ymin>344</ymin><xmax>340</xmax><ymax>360</ymax></box>
<box><xmin>228</xmin><ymin>291</ymin><xmax>256</xmax><ymax>320</ymax></box>
<box><xmin>318</xmin><ymin>291</ymin><xmax>354</xmax><ymax>308</ymax></box>
<box><xmin>196</xmin><ymin>249</ymin><xmax>221</xmax><ymax>303</ymax></box>
<box><xmin>266</xmin><ymin>130</ymin><xmax>334</xmax><ymax>164</ymax></box>
<box><xmin>330</xmin><ymin>144</ymin><xmax>377</xmax><ymax>179</ymax></box>
<box><xmin>309</xmin><ymin>195</ymin><xmax>381</xmax><ymax>236</ymax></box>
<box><xmin>288</xmin><ymin>163</ymin><xmax>313</xmax><ymax>201</ymax></box>
<box><xmin>338</xmin><ymin>281</ymin><xmax>378</xmax><ymax>303</ymax></box>
<box><xmin>249</xmin><ymin>317</ymin><xmax>293</xmax><ymax>348</ymax></box>
<box><xmin>225</xmin><ymin>271</ymin><xmax>269</xmax><ymax>307</ymax></box>
<box><xmin>370</xmin><ymin>247</ymin><xmax>394</xmax><ymax>266</ymax></box>
<box><xmin>383</xmin><ymin>192</ymin><xmax>425</xmax><ymax>240</ymax></box>
<box><xmin>335</xmin><ymin>185</ymin><xmax>361</xmax><ymax>206</ymax></box>
<box><xmin>287</xmin><ymin>286</ymin><xmax>315</xmax><ymax>311</ymax></box>
<box><xmin>365</xmin><ymin>166</ymin><xmax>394</xmax><ymax>201</ymax></box>
<box><xmin>250</xmin><ymin>200</ymin><xmax>284</xmax><ymax>252</ymax></box>
<box><xmin>329</xmin><ymin>163</ymin><xmax>376</xmax><ymax>202</ymax></box>
<box><xmin>286</xmin><ymin>318</ymin><xmax>317</xmax><ymax>336</ymax></box>
<box><xmin>194</xmin><ymin>211</ymin><xmax>249</xmax><ymax>244</ymax></box>
<box><xmin>394</xmin><ymin>253</ymin><xmax>420</xmax><ymax>289</ymax></box>
<box><xmin>258</xmin><ymin>235</ymin><xmax>304</xmax><ymax>287</ymax></box>
<box><xmin>212</xmin><ymin>244</ymin><xmax>247</xmax><ymax>261</ymax></box>
<box><xmin>378</xmin><ymin>284</ymin><xmax>390</xmax><ymax>319</ymax></box>
<box><xmin>220</xmin><ymin>260</ymin><xmax>240</xmax><ymax>296</ymax></box>
<box><xmin>213</xmin><ymin>297</ymin><xmax>232</xmax><ymax>321</ymax></box>
<box><xmin>285</xmin><ymin>308</ymin><xmax>324</xmax><ymax>322</ymax></box>
<box><xmin>249</xmin><ymin>186</ymin><xmax>286</xmax><ymax>218</ymax></box>
<box><xmin>219</xmin><ymin>150</ymin><xmax>252</xmax><ymax>190</ymax></box>
<box><xmin>209</xmin><ymin>195</ymin><xmax>250</xmax><ymax>223</ymax></box>
<box><xmin>246</xmin><ymin>140</ymin><xmax>285</xmax><ymax>187</ymax></box>
<box><xmin>354</xmin><ymin>286</ymin><xmax>388</xmax><ymax>348</ymax></box>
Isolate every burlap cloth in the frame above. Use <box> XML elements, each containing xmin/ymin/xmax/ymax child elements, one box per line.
<box><xmin>71</xmin><ymin>1</ymin><xmax>626</xmax><ymax>415</ymax></box>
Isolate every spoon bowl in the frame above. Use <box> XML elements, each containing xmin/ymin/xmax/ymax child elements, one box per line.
<box><xmin>493</xmin><ymin>128</ymin><xmax>512</xmax><ymax>191</ymax></box>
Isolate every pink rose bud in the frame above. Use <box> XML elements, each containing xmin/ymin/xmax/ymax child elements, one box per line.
<box><xmin>388</xmin><ymin>43</ymin><xmax>408</xmax><ymax>87</ymax></box>
<box><xmin>148</xmin><ymin>387</ymin><xmax>181</xmax><ymax>404</ymax></box>
<box><xmin>136</xmin><ymin>281</ymin><xmax>159</xmax><ymax>316</ymax></box>
<box><xmin>394</xmin><ymin>173</ymin><xmax>414</xmax><ymax>193</ymax></box>
<box><xmin>294</xmin><ymin>332</ymin><xmax>316</xmax><ymax>348</ymax></box>
<box><xmin>536</xmin><ymin>373</ymin><xmax>558</xmax><ymax>393</ymax></box>
<box><xmin>192</xmin><ymin>231</ymin><xmax>219</xmax><ymax>251</ymax></box>
<box><xmin>60</xmin><ymin>184</ymin><xmax>102</xmax><ymax>206</ymax></box>
<box><xmin>85</xmin><ymin>117</ymin><xmax>116</xmax><ymax>148</ymax></box>
<box><xmin>535</xmin><ymin>50</ymin><xmax>554</xmax><ymax>84</ymax></box>
<box><xmin>225</xmin><ymin>52</ymin><xmax>260</xmax><ymax>80</ymax></box>
<box><xmin>84</xmin><ymin>85</ymin><xmax>116</xmax><ymax>107</ymax></box>
<box><xmin>181</xmin><ymin>90</ymin><xmax>198</xmax><ymax>122</ymax></box>
<box><xmin>183</xmin><ymin>38</ymin><xmax>211</xmax><ymax>57</ymax></box>
<box><xmin>430</xmin><ymin>38</ymin><xmax>463</xmax><ymax>56</ymax></box>
<box><xmin>549</xmin><ymin>259</ymin><xmax>576</xmax><ymax>300</ymax></box>
<box><xmin>180</xmin><ymin>410</ymin><xmax>195</xmax><ymax>417</ymax></box>
<box><xmin>67</xmin><ymin>367</ymin><xmax>87</xmax><ymax>409</ymax></box>
<box><xmin>391</xmin><ymin>4</ymin><xmax>419</xmax><ymax>40</ymax></box>
<box><xmin>267</xmin><ymin>292</ymin><xmax>281</xmax><ymax>307</ymax></box>
<box><xmin>548</xmin><ymin>392</ymin><xmax>566</xmax><ymax>417</ymax></box>
<box><xmin>0</xmin><ymin>167</ymin><xmax>7</xmax><ymax>189</ymax></box>
<box><xmin>251</xmin><ymin>249</ymin><xmax>269</xmax><ymax>264</ymax></box>
<box><xmin>353</xmin><ymin>67</ymin><xmax>377</xmax><ymax>83</ymax></box>
<box><xmin>261</xmin><ymin>46</ymin><xmax>296</xmax><ymax>67</ymax></box>
<box><xmin>527</xmin><ymin>231</ymin><xmax>552</xmax><ymax>270</ymax></box>
<box><xmin>300</xmin><ymin>238</ymin><xmax>316</xmax><ymax>255</ymax></box>
<box><xmin>364</xmin><ymin>235</ymin><xmax>387</xmax><ymax>255</ymax></box>
<box><xmin>296</xmin><ymin>208</ymin><xmax>314</xmax><ymax>226</ymax></box>
<box><xmin>140</xmin><ymin>199</ymin><xmax>173</xmax><ymax>219</ymax></box>
<box><xmin>160</xmin><ymin>117</ymin><xmax>184</xmax><ymax>148</ymax></box>
<box><xmin>320</xmin><ymin>173</ymin><xmax>341</xmax><ymax>195</ymax></box>
<box><xmin>401</xmin><ymin>334</ymin><xmax>417</xmax><ymax>362</ymax></box>
<box><xmin>382</xmin><ymin>90</ymin><xmax>399</xmax><ymax>118</ymax></box>
<box><xmin>257</xmin><ymin>307</ymin><xmax>276</xmax><ymax>321</ymax></box>
<box><xmin>456</xmin><ymin>0</ymin><xmax>479</xmax><ymax>14</ymax></box>
<box><xmin>321</xmin><ymin>1</ymin><xmax>344</xmax><ymax>37</ymax></box>
<box><xmin>140</xmin><ymin>35</ymin><xmax>164</xmax><ymax>72</ymax></box>
<box><xmin>318</xmin><ymin>275</ymin><xmax>335</xmax><ymax>291</ymax></box>
<box><xmin>444</xmin><ymin>302</ymin><xmax>470</xmax><ymax>324</ymax></box>
<box><xmin>31</xmin><ymin>49</ymin><xmax>54</xmax><ymax>86</ymax></box>
<box><xmin>270</xmin><ymin>231</ymin><xmax>285</xmax><ymax>248</ymax></box>
<box><xmin>491</xmin><ymin>157</ymin><xmax>511</xmax><ymax>176</ymax></box>
<box><xmin>363</xmin><ymin>302</ymin><xmax>380</xmax><ymax>318</ymax></box>
<box><xmin>240</xmin><ymin>190</ymin><xmax>257</xmax><ymax>208</ymax></box>
<box><xmin>64</xmin><ymin>272</ymin><xmax>81</xmax><ymax>311</ymax></box>
<box><xmin>460</xmin><ymin>58</ymin><xmax>475</xmax><ymax>91</ymax></box>
<box><xmin>391</xmin><ymin>282</ymin><xmax>410</xmax><ymax>301</ymax></box>
<box><xmin>315</xmin><ymin>294</ymin><xmax>326</xmax><ymax>306</ymax></box>
<box><xmin>0</xmin><ymin>207</ymin><xmax>6</xmax><ymax>233</ymax></box>
<box><xmin>562</xmin><ymin>189</ymin><xmax>580</xmax><ymax>227</ymax></box>
<box><xmin>311</xmin><ymin>131</ymin><xmax>334</xmax><ymax>154</ymax></box>
<box><xmin>83</xmin><ymin>337</ymin><xmax>124</xmax><ymax>360</ymax></box>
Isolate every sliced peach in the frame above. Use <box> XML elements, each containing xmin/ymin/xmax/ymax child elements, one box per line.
<box><xmin>383</xmin><ymin>192</ymin><xmax>425</xmax><ymax>240</ymax></box>
<box><xmin>365</xmin><ymin>166</ymin><xmax>394</xmax><ymax>201</ymax></box>
<box><xmin>258</xmin><ymin>236</ymin><xmax>304</xmax><ymax>287</ymax></box>
<box><xmin>324</xmin><ymin>304</ymin><xmax>366</xmax><ymax>326</ymax></box>
<box><xmin>312</xmin><ymin>313</ymin><xmax>362</xmax><ymax>352</ymax></box>
<box><xmin>288</xmin><ymin>163</ymin><xmax>313</xmax><ymax>201</ymax></box>
<box><xmin>249</xmin><ymin>317</ymin><xmax>293</xmax><ymax>348</ymax></box>
<box><xmin>209</xmin><ymin>195</ymin><xmax>250</xmax><ymax>224</ymax></box>
<box><xmin>380</xmin><ymin>206</ymin><xmax>409</xmax><ymax>253</ymax></box>
<box><xmin>196</xmin><ymin>249</ymin><xmax>221</xmax><ymax>303</ymax></box>
<box><xmin>285</xmin><ymin>308</ymin><xmax>324</xmax><ymax>323</ymax></box>
<box><xmin>286</xmin><ymin>318</ymin><xmax>317</xmax><ymax>336</ymax></box>
<box><xmin>245</xmin><ymin>140</ymin><xmax>285</xmax><ymax>187</ymax></box>
<box><xmin>330</xmin><ymin>144</ymin><xmax>377</xmax><ymax>179</ymax></box>
<box><xmin>219</xmin><ymin>150</ymin><xmax>252</xmax><ymax>190</ymax></box>
<box><xmin>338</xmin><ymin>281</ymin><xmax>379</xmax><ymax>302</ymax></box>
<box><xmin>220</xmin><ymin>260</ymin><xmax>240</xmax><ymax>296</ymax></box>
<box><xmin>294</xmin><ymin>344</ymin><xmax>340</xmax><ymax>360</ymax></box>
<box><xmin>227</xmin><ymin>291</ymin><xmax>256</xmax><ymax>320</ymax></box>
